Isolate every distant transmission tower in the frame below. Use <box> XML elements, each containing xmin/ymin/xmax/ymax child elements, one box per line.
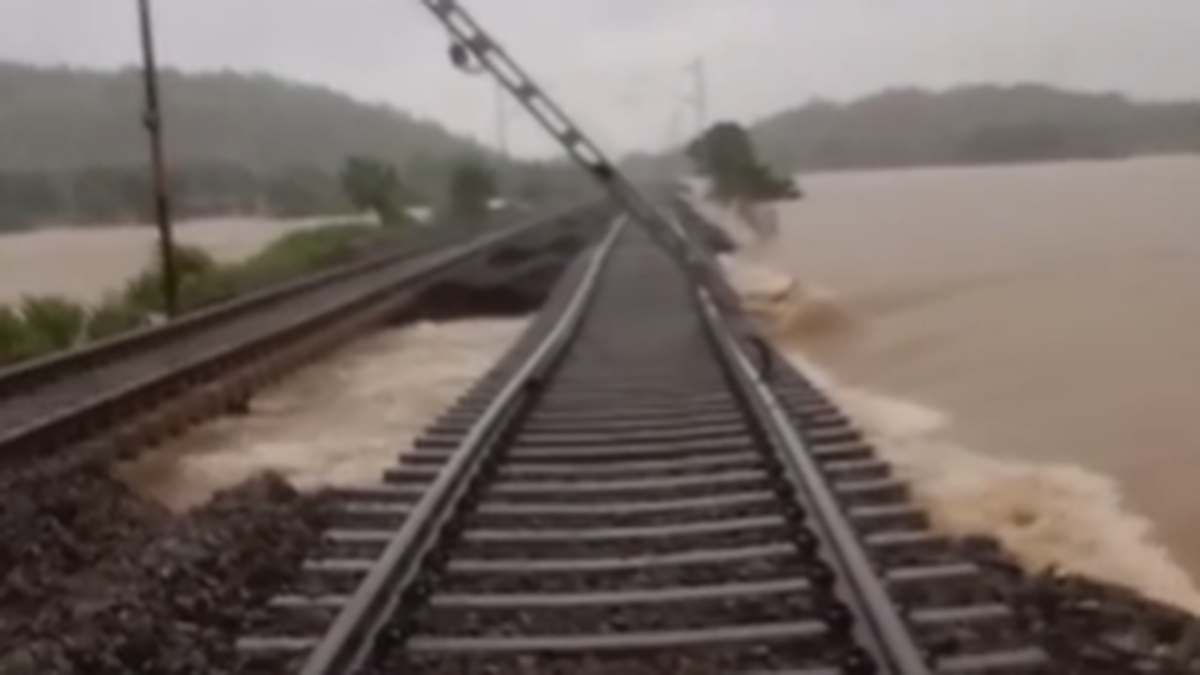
<box><xmin>655</xmin><ymin>58</ymin><xmax>709</xmax><ymax>150</ymax></box>
<box><xmin>689</xmin><ymin>57</ymin><xmax>708</xmax><ymax>138</ymax></box>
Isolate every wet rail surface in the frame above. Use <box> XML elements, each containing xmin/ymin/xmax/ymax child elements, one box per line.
<box><xmin>238</xmin><ymin>206</ymin><xmax>1048</xmax><ymax>674</ymax></box>
<box><xmin>0</xmin><ymin>201</ymin><xmax>611</xmax><ymax>480</ymax></box>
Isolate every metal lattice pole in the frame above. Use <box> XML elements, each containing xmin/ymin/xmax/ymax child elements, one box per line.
<box><xmin>419</xmin><ymin>0</ymin><xmax>728</xmax><ymax>303</ymax></box>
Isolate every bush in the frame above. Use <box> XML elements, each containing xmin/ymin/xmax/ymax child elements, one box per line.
<box><xmin>249</xmin><ymin>224</ymin><xmax>381</xmax><ymax>273</ymax></box>
<box><xmin>16</xmin><ymin>295</ymin><xmax>88</xmax><ymax>356</ymax></box>
<box><xmin>0</xmin><ymin>305</ymin><xmax>27</xmax><ymax>365</ymax></box>
<box><xmin>223</xmin><ymin>224</ymin><xmax>383</xmax><ymax>292</ymax></box>
<box><xmin>85</xmin><ymin>295</ymin><xmax>151</xmax><ymax>341</ymax></box>
<box><xmin>122</xmin><ymin>244</ymin><xmax>224</xmax><ymax>315</ymax></box>
<box><xmin>178</xmin><ymin>267</ymin><xmax>244</xmax><ymax>310</ymax></box>
<box><xmin>0</xmin><ymin>219</ymin><xmax>385</xmax><ymax>369</ymax></box>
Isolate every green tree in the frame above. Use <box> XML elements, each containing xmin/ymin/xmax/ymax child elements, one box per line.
<box><xmin>687</xmin><ymin>121</ymin><xmax>800</xmax><ymax>204</ymax></box>
<box><xmin>445</xmin><ymin>160</ymin><xmax>497</xmax><ymax>223</ymax></box>
<box><xmin>339</xmin><ymin>156</ymin><xmax>408</xmax><ymax>225</ymax></box>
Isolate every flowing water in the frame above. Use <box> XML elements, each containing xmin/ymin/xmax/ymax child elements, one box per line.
<box><xmin>115</xmin><ymin>319</ymin><xmax>524</xmax><ymax>510</ymax></box>
<box><xmin>713</xmin><ymin>155</ymin><xmax>1200</xmax><ymax>611</ymax></box>
<box><xmin>6</xmin><ymin>157</ymin><xmax>1200</xmax><ymax>612</ymax></box>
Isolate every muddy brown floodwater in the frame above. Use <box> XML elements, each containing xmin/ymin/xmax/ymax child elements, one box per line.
<box><xmin>5</xmin><ymin>181</ymin><xmax>1200</xmax><ymax>671</ymax></box>
<box><xmin>707</xmin><ymin>155</ymin><xmax>1200</xmax><ymax>613</ymax></box>
<box><xmin>115</xmin><ymin>319</ymin><xmax>526</xmax><ymax>510</ymax></box>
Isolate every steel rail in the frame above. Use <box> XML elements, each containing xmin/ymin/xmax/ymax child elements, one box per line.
<box><xmin>689</xmin><ymin>258</ymin><xmax>932</xmax><ymax>675</ymax></box>
<box><xmin>295</xmin><ymin>216</ymin><xmax>627</xmax><ymax>675</ymax></box>
<box><xmin>672</xmin><ymin>196</ymin><xmax>1044</xmax><ymax>673</ymax></box>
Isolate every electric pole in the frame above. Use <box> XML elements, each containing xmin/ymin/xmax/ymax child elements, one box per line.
<box><xmin>136</xmin><ymin>0</ymin><xmax>180</xmax><ymax>318</ymax></box>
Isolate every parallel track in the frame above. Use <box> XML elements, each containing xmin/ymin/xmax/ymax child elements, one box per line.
<box><xmin>238</xmin><ymin>206</ymin><xmax>1048</xmax><ymax>674</ymax></box>
<box><xmin>0</xmin><ymin>201</ymin><xmax>611</xmax><ymax>482</ymax></box>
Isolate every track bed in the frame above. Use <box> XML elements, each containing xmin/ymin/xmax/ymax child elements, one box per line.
<box><xmin>240</xmin><ymin>214</ymin><xmax>1045</xmax><ymax>674</ymax></box>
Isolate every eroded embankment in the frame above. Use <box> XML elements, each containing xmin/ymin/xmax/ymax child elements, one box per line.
<box><xmin>0</xmin><ymin>271</ymin><xmax>541</xmax><ymax>674</ymax></box>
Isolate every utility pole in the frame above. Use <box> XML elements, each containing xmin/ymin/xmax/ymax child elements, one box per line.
<box><xmin>136</xmin><ymin>0</ymin><xmax>180</xmax><ymax>318</ymax></box>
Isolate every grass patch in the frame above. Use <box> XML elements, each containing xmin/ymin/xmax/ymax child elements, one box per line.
<box><xmin>0</xmin><ymin>221</ymin><xmax>390</xmax><ymax>368</ymax></box>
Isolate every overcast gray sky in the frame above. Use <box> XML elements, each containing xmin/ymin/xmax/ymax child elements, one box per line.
<box><xmin>2</xmin><ymin>1</ymin><xmax>1198</xmax><ymax>156</ymax></box>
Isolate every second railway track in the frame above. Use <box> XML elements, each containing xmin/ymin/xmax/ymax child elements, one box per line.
<box><xmin>239</xmin><ymin>206</ymin><xmax>1048</xmax><ymax>674</ymax></box>
<box><xmin>0</xmin><ymin>201</ymin><xmax>611</xmax><ymax>481</ymax></box>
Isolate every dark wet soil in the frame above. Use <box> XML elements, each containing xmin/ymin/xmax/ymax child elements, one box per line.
<box><xmin>959</xmin><ymin>535</ymin><xmax>1200</xmax><ymax>674</ymax></box>
<box><xmin>2</xmin><ymin>471</ymin><xmax>1198</xmax><ymax>674</ymax></box>
<box><xmin>0</xmin><ymin>470</ymin><xmax>327</xmax><ymax>675</ymax></box>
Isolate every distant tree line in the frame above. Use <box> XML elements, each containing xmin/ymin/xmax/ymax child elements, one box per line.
<box><xmin>0</xmin><ymin>162</ymin><xmax>350</xmax><ymax>230</ymax></box>
<box><xmin>748</xmin><ymin>85</ymin><xmax>1200</xmax><ymax>174</ymax></box>
<box><xmin>0</xmin><ymin>62</ymin><xmax>601</xmax><ymax>232</ymax></box>
<box><xmin>6</xmin><ymin>62</ymin><xmax>1200</xmax><ymax>210</ymax></box>
<box><xmin>0</xmin><ymin>154</ymin><xmax>599</xmax><ymax>232</ymax></box>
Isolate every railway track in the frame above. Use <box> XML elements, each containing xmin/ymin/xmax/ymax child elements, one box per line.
<box><xmin>0</xmin><ymin>201</ymin><xmax>610</xmax><ymax>483</ymax></box>
<box><xmin>238</xmin><ymin>207</ymin><xmax>1048</xmax><ymax>674</ymax></box>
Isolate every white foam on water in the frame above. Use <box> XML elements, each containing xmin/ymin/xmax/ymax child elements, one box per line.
<box><xmin>715</xmin><ymin>202</ymin><xmax>1200</xmax><ymax>614</ymax></box>
<box><xmin>798</xmin><ymin>351</ymin><xmax>1200</xmax><ymax>614</ymax></box>
<box><xmin>719</xmin><ymin>253</ymin><xmax>852</xmax><ymax>340</ymax></box>
<box><xmin>115</xmin><ymin>318</ymin><xmax>526</xmax><ymax>510</ymax></box>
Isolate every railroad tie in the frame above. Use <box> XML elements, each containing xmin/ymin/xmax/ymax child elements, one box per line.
<box><xmin>239</xmin><ymin>211</ymin><xmax>1048</xmax><ymax>675</ymax></box>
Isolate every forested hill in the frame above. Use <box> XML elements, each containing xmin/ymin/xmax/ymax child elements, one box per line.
<box><xmin>0</xmin><ymin>62</ymin><xmax>488</xmax><ymax>171</ymax></box>
<box><xmin>6</xmin><ymin>63</ymin><xmax>1198</xmax><ymax>228</ymax></box>
<box><xmin>747</xmin><ymin>84</ymin><xmax>1200</xmax><ymax>173</ymax></box>
<box><xmin>0</xmin><ymin>62</ymin><xmax>600</xmax><ymax>230</ymax></box>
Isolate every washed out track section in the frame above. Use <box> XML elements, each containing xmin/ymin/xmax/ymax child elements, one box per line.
<box><xmin>239</xmin><ymin>206</ymin><xmax>1046</xmax><ymax>675</ymax></box>
<box><xmin>0</xmin><ymin>200</ymin><xmax>613</xmax><ymax>483</ymax></box>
